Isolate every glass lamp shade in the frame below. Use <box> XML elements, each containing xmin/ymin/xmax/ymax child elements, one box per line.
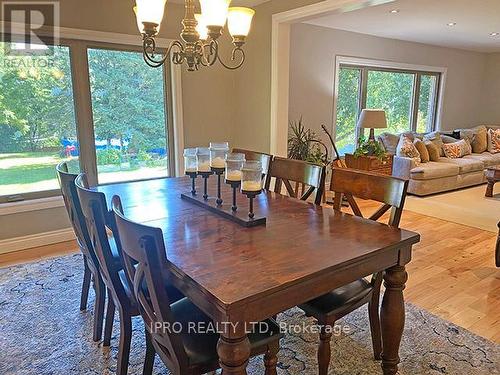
<box><xmin>227</xmin><ymin>7</ymin><xmax>255</xmax><ymax>37</ymax></box>
<box><xmin>134</xmin><ymin>0</ymin><xmax>167</xmax><ymax>29</ymax></box>
<box><xmin>199</xmin><ymin>0</ymin><xmax>231</xmax><ymax>27</ymax></box>
<box><xmin>195</xmin><ymin>13</ymin><xmax>209</xmax><ymax>40</ymax></box>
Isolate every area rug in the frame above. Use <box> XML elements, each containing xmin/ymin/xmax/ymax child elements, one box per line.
<box><xmin>0</xmin><ymin>254</ymin><xmax>498</xmax><ymax>375</ymax></box>
<box><xmin>405</xmin><ymin>185</ymin><xmax>500</xmax><ymax>233</ymax></box>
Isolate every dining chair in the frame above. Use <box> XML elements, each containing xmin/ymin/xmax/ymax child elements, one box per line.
<box><xmin>56</xmin><ymin>162</ymin><xmax>106</xmax><ymax>342</ymax></box>
<box><xmin>264</xmin><ymin>156</ymin><xmax>326</xmax><ymax>205</ymax></box>
<box><xmin>232</xmin><ymin>148</ymin><xmax>273</xmax><ymax>180</ymax></box>
<box><xmin>111</xmin><ymin>195</ymin><xmax>284</xmax><ymax>375</ymax></box>
<box><xmin>75</xmin><ymin>173</ymin><xmax>185</xmax><ymax>375</ymax></box>
<box><xmin>299</xmin><ymin>168</ymin><xmax>409</xmax><ymax>375</ymax></box>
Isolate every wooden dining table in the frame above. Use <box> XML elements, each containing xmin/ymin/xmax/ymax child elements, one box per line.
<box><xmin>97</xmin><ymin>176</ymin><xmax>420</xmax><ymax>375</ymax></box>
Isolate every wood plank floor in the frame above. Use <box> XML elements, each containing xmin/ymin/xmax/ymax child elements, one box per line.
<box><xmin>1</xmin><ymin>205</ymin><xmax>498</xmax><ymax>343</ymax></box>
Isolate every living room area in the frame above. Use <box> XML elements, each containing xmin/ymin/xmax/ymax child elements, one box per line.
<box><xmin>287</xmin><ymin>0</ymin><xmax>500</xmax><ymax>233</ymax></box>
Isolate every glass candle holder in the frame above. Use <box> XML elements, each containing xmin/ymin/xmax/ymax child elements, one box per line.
<box><xmin>210</xmin><ymin>142</ymin><xmax>229</xmax><ymax>169</ymax></box>
<box><xmin>197</xmin><ymin>147</ymin><xmax>211</xmax><ymax>172</ymax></box>
<box><xmin>241</xmin><ymin>161</ymin><xmax>263</xmax><ymax>192</ymax></box>
<box><xmin>225</xmin><ymin>153</ymin><xmax>245</xmax><ymax>182</ymax></box>
<box><xmin>184</xmin><ymin>148</ymin><xmax>197</xmax><ymax>173</ymax></box>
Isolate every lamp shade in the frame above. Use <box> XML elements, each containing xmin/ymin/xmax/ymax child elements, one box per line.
<box><xmin>357</xmin><ymin>109</ymin><xmax>387</xmax><ymax>129</ymax></box>
<box><xmin>134</xmin><ymin>0</ymin><xmax>167</xmax><ymax>27</ymax></box>
<box><xmin>227</xmin><ymin>7</ymin><xmax>255</xmax><ymax>37</ymax></box>
<box><xmin>195</xmin><ymin>13</ymin><xmax>209</xmax><ymax>40</ymax></box>
<box><xmin>200</xmin><ymin>0</ymin><xmax>231</xmax><ymax>27</ymax></box>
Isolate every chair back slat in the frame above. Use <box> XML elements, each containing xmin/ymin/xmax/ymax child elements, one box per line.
<box><xmin>112</xmin><ymin>197</ymin><xmax>189</xmax><ymax>372</ymax></box>
<box><xmin>330</xmin><ymin>168</ymin><xmax>408</xmax><ymax>228</ymax></box>
<box><xmin>75</xmin><ymin>174</ymin><xmax>131</xmax><ymax>307</ymax></box>
<box><xmin>56</xmin><ymin>163</ymin><xmax>97</xmax><ymax>266</ymax></box>
<box><xmin>265</xmin><ymin>157</ymin><xmax>326</xmax><ymax>205</ymax></box>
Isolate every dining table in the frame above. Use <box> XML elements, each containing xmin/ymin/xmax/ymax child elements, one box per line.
<box><xmin>97</xmin><ymin>176</ymin><xmax>420</xmax><ymax>375</ymax></box>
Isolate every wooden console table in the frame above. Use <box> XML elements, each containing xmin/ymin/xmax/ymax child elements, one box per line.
<box><xmin>345</xmin><ymin>153</ymin><xmax>393</xmax><ymax>175</ymax></box>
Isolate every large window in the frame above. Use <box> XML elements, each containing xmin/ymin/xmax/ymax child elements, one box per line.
<box><xmin>0</xmin><ymin>43</ymin><xmax>79</xmax><ymax>199</ymax></box>
<box><xmin>335</xmin><ymin>63</ymin><xmax>441</xmax><ymax>154</ymax></box>
<box><xmin>0</xmin><ymin>38</ymin><xmax>174</xmax><ymax>203</ymax></box>
<box><xmin>88</xmin><ymin>48</ymin><xmax>169</xmax><ymax>184</ymax></box>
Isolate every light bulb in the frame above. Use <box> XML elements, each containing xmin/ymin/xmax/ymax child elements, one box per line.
<box><xmin>134</xmin><ymin>0</ymin><xmax>167</xmax><ymax>32</ymax></box>
<box><xmin>195</xmin><ymin>13</ymin><xmax>209</xmax><ymax>41</ymax></box>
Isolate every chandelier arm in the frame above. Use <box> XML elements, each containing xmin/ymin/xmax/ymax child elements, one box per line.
<box><xmin>143</xmin><ymin>38</ymin><xmax>185</xmax><ymax>68</ymax></box>
<box><xmin>216</xmin><ymin>47</ymin><xmax>246</xmax><ymax>70</ymax></box>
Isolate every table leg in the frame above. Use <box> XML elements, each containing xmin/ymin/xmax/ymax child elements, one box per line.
<box><xmin>380</xmin><ymin>265</ymin><xmax>408</xmax><ymax>375</ymax></box>
<box><xmin>217</xmin><ymin>329</ymin><xmax>251</xmax><ymax>375</ymax></box>
<box><xmin>485</xmin><ymin>180</ymin><xmax>494</xmax><ymax>198</ymax></box>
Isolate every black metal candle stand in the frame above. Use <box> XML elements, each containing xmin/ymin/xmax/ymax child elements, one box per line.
<box><xmin>242</xmin><ymin>189</ymin><xmax>262</xmax><ymax>219</ymax></box>
<box><xmin>181</xmin><ymin>174</ymin><xmax>266</xmax><ymax>227</ymax></box>
<box><xmin>225</xmin><ymin>179</ymin><xmax>241</xmax><ymax>212</ymax></box>
<box><xmin>197</xmin><ymin>171</ymin><xmax>213</xmax><ymax>200</ymax></box>
<box><xmin>185</xmin><ymin>171</ymin><xmax>198</xmax><ymax>195</ymax></box>
<box><xmin>211</xmin><ymin>167</ymin><xmax>225</xmax><ymax>206</ymax></box>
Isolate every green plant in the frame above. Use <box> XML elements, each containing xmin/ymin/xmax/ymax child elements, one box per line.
<box><xmin>353</xmin><ymin>136</ymin><xmax>386</xmax><ymax>160</ymax></box>
<box><xmin>288</xmin><ymin>117</ymin><xmax>329</xmax><ymax>165</ymax></box>
<box><xmin>96</xmin><ymin>148</ymin><xmax>122</xmax><ymax>165</ymax></box>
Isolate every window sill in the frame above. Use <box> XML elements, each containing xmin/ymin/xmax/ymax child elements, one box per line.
<box><xmin>0</xmin><ymin>196</ymin><xmax>65</xmax><ymax>216</ymax></box>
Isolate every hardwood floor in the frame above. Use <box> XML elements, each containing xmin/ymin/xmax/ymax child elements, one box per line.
<box><xmin>0</xmin><ymin>205</ymin><xmax>498</xmax><ymax>343</ymax></box>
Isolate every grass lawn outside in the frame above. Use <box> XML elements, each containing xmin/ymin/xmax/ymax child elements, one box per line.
<box><xmin>0</xmin><ymin>152</ymin><xmax>169</xmax><ymax>197</ymax></box>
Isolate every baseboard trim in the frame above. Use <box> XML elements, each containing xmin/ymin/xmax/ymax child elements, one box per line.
<box><xmin>0</xmin><ymin>228</ymin><xmax>76</xmax><ymax>255</ymax></box>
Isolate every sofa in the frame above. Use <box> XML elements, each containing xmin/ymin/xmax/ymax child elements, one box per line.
<box><xmin>377</xmin><ymin>125</ymin><xmax>500</xmax><ymax>196</ymax></box>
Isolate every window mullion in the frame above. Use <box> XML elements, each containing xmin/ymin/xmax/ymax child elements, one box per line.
<box><xmin>69</xmin><ymin>41</ymin><xmax>98</xmax><ymax>185</ymax></box>
<box><xmin>410</xmin><ymin>73</ymin><xmax>421</xmax><ymax>132</ymax></box>
<box><xmin>356</xmin><ymin>67</ymin><xmax>368</xmax><ymax>143</ymax></box>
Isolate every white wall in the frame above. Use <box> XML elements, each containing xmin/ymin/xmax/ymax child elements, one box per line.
<box><xmin>480</xmin><ymin>53</ymin><xmax>500</xmax><ymax>125</ymax></box>
<box><xmin>289</xmin><ymin>23</ymin><xmax>492</xmax><ymax>140</ymax></box>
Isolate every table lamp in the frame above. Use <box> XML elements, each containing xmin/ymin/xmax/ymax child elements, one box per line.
<box><xmin>357</xmin><ymin>109</ymin><xmax>387</xmax><ymax>141</ymax></box>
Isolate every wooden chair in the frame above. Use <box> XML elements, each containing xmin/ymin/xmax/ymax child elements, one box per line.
<box><xmin>111</xmin><ymin>195</ymin><xmax>284</xmax><ymax>375</ymax></box>
<box><xmin>299</xmin><ymin>168</ymin><xmax>409</xmax><ymax>375</ymax></box>
<box><xmin>75</xmin><ymin>173</ymin><xmax>183</xmax><ymax>375</ymax></box>
<box><xmin>232</xmin><ymin>148</ymin><xmax>273</xmax><ymax>180</ymax></box>
<box><xmin>56</xmin><ymin>162</ymin><xmax>106</xmax><ymax>342</ymax></box>
<box><xmin>264</xmin><ymin>156</ymin><xmax>326</xmax><ymax>205</ymax></box>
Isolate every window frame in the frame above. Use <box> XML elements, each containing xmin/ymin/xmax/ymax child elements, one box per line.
<box><xmin>0</xmin><ymin>33</ymin><xmax>178</xmax><ymax>203</ymax></box>
<box><xmin>332</xmin><ymin>57</ymin><xmax>445</xmax><ymax>151</ymax></box>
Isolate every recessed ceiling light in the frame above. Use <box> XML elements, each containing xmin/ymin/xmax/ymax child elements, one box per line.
<box><xmin>390</xmin><ymin>9</ymin><xmax>399</xmax><ymax>14</ymax></box>
<box><xmin>490</xmin><ymin>32</ymin><xmax>499</xmax><ymax>37</ymax></box>
<box><xmin>447</xmin><ymin>22</ymin><xmax>457</xmax><ymax>27</ymax></box>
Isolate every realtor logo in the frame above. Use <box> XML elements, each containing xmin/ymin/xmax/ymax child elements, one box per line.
<box><xmin>1</xmin><ymin>1</ymin><xmax>60</xmax><ymax>56</ymax></box>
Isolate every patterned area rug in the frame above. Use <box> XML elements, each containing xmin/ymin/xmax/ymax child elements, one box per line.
<box><xmin>0</xmin><ymin>254</ymin><xmax>498</xmax><ymax>375</ymax></box>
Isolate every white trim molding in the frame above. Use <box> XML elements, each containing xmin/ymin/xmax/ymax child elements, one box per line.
<box><xmin>0</xmin><ymin>196</ymin><xmax>65</xmax><ymax>216</ymax></box>
<box><xmin>270</xmin><ymin>0</ymin><xmax>397</xmax><ymax>157</ymax></box>
<box><xmin>0</xmin><ymin>228</ymin><xmax>75</xmax><ymax>255</ymax></box>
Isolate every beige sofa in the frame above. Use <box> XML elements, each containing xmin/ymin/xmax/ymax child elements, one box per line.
<box><xmin>378</xmin><ymin>126</ymin><xmax>500</xmax><ymax>196</ymax></box>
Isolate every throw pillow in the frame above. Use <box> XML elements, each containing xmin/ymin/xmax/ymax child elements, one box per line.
<box><xmin>442</xmin><ymin>139</ymin><xmax>472</xmax><ymax>159</ymax></box>
<box><xmin>459</xmin><ymin>125</ymin><xmax>488</xmax><ymax>153</ymax></box>
<box><xmin>396</xmin><ymin>135</ymin><xmax>421</xmax><ymax>163</ymax></box>
<box><xmin>425</xmin><ymin>141</ymin><xmax>440</xmax><ymax>161</ymax></box>
<box><xmin>442</xmin><ymin>134</ymin><xmax>459</xmax><ymax>144</ymax></box>
<box><xmin>487</xmin><ymin>128</ymin><xmax>500</xmax><ymax>154</ymax></box>
<box><xmin>377</xmin><ymin>132</ymin><xmax>399</xmax><ymax>155</ymax></box>
<box><xmin>423</xmin><ymin>131</ymin><xmax>444</xmax><ymax>156</ymax></box>
<box><xmin>414</xmin><ymin>139</ymin><xmax>429</xmax><ymax>163</ymax></box>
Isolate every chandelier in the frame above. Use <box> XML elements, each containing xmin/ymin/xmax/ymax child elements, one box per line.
<box><xmin>134</xmin><ymin>0</ymin><xmax>255</xmax><ymax>71</ymax></box>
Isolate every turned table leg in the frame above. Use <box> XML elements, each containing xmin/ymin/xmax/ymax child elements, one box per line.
<box><xmin>485</xmin><ymin>179</ymin><xmax>494</xmax><ymax>198</ymax></box>
<box><xmin>380</xmin><ymin>265</ymin><xmax>408</xmax><ymax>375</ymax></box>
<box><xmin>217</xmin><ymin>326</ymin><xmax>251</xmax><ymax>375</ymax></box>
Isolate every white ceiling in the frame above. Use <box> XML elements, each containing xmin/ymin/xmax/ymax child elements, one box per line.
<box><xmin>305</xmin><ymin>0</ymin><xmax>500</xmax><ymax>53</ymax></box>
<box><xmin>170</xmin><ymin>0</ymin><xmax>270</xmax><ymax>6</ymax></box>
